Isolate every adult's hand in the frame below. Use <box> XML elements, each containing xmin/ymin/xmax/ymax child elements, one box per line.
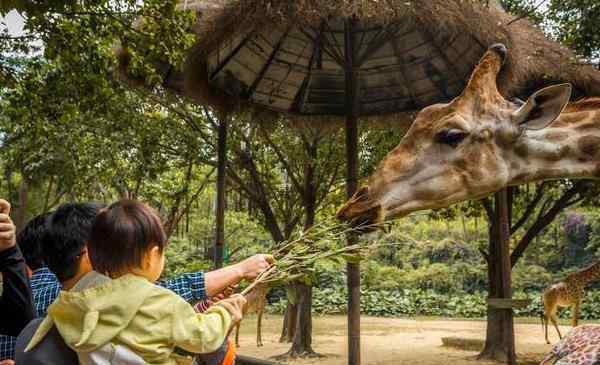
<box><xmin>216</xmin><ymin>294</ymin><xmax>247</xmax><ymax>326</ymax></box>
<box><xmin>0</xmin><ymin>200</ymin><xmax>16</xmax><ymax>253</ymax></box>
<box><xmin>235</xmin><ymin>254</ymin><xmax>274</xmax><ymax>280</ymax></box>
<box><xmin>0</xmin><ymin>360</ymin><xmax>15</xmax><ymax>365</ymax></box>
<box><xmin>204</xmin><ymin>256</ymin><xmax>274</xmax><ymax>297</ymax></box>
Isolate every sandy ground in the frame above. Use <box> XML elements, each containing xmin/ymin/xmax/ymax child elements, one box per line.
<box><xmin>235</xmin><ymin>315</ymin><xmax>575</xmax><ymax>365</ymax></box>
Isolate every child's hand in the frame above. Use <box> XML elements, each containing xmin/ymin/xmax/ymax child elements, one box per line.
<box><xmin>195</xmin><ymin>286</ymin><xmax>238</xmax><ymax>313</ymax></box>
<box><xmin>216</xmin><ymin>294</ymin><xmax>246</xmax><ymax>326</ymax></box>
<box><xmin>0</xmin><ymin>200</ymin><xmax>16</xmax><ymax>253</ymax></box>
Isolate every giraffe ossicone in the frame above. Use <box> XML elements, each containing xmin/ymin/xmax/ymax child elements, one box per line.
<box><xmin>337</xmin><ymin>43</ymin><xmax>600</xmax><ymax>227</ymax></box>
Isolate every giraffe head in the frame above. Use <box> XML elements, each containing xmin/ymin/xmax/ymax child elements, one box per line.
<box><xmin>337</xmin><ymin>44</ymin><xmax>572</xmax><ymax>228</ymax></box>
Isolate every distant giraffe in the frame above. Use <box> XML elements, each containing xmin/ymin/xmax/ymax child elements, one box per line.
<box><xmin>540</xmin><ymin>325</ymin><xmax>600</xmax><ymax>365</ymax></box>
<box><xmin>235</xmin><ymin>283</ymin><xmax>270</xmax><ymax>348</ymax></box>
<box><xmin>543</xmin><ymin>261</ymin><xmax>600</xmax><ymax>344</ymax></box>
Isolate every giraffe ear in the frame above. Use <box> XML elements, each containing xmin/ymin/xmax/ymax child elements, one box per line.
<box><xmin>512</xmin><ymin>84</ymin><xmax>572</xmax><ymax>130</ymax></box>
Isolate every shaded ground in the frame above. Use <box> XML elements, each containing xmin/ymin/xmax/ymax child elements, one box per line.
<box><xmin>236</xmin><ymin>315</ymin><xmax>577</xmax><ymax>365</ymax></box>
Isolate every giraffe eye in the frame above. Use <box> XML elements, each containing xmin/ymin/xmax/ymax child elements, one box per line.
<box><xmin>435</xmin><ymin>129</ymin><xmax>468</xmax><ymax>147</ymax></box>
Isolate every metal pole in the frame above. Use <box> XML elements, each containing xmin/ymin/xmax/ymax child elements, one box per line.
<box><xmin>214</xmin><ymin>113</ymin><xmax>228</xmax><ymax>269</ymax></box>
<box><xmin>344</xmin><ymin>17</ymin><xmax>361</xmax><ymax>365</ymax></box>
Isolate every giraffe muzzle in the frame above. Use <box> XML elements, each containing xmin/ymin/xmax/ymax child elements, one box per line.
<box><xmin>336</xmin><ymin>187</ymin><xmax>384</xmax><ymax>232</ymax></box>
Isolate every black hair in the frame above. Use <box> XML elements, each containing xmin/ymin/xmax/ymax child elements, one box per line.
<box><xmin>42</xmin><ymin>202</ymin><xmax>105</xmax><ymax>282</ymax></box>
<box><xmin>89</xmin><ymin>199</ymin><xmax>167</xmax><ymax>276</ymax></box>
<box><xmin>17</xmin><ymin>212</ymin><xmax>52</xmax><ymax>270</ymax></box>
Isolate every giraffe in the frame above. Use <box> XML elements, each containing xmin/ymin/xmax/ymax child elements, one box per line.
<box><xmin>540</xmin><ymin>325</ymin><xmax>600</xmax><ymax>365</ymax></box>
<box><xmin>543</xmin><ymin>261</ymin><xmax>600</xmax><ymax>344</ymax></box>
<box><xmin>234</xmin><ymin>283</ymin><xmax>270</xmax><ymax>347</ymax></box>
<box><xmin>336</xmin><ymin>43</ymin><xmax>600</xmax><ymax>228</ymax></box>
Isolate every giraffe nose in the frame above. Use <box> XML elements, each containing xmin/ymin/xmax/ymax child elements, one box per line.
<box><xmin>336</xmin><ymin>186</ymin><xmax>384</xmax><ymax>231</ymax></box>
<box><xmin>354</xmin><ymin>186</ymin><xmax>369</xmax><ymax>202</ymax></box>
<box><xmin>336</xmin><ymin>186</ymin><xmax>370</xmax><ymax>221</ymax></box>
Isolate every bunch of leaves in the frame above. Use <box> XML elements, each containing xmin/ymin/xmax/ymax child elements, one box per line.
<box><xmin>242</xmin><ymin>221</ymin><xmax>416</xmax><ymax>295</ymax></box>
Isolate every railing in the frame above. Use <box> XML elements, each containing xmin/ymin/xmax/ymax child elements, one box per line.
<box><xmin>237</xmin><ymin>355</ymin><xmax>288</xmax><ymax>365</ymax></box>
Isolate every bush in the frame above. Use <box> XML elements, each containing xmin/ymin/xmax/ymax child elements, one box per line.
<box><xmin>268</xmin><ymin>287</ymin><xmax>600</xmax><ymax>320</ymax></box>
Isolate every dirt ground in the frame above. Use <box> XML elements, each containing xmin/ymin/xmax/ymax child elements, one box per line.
<box><xmin>235</xmin><ymin>315</ymin><xmax>572</xmax><ymax>365</ymax></box>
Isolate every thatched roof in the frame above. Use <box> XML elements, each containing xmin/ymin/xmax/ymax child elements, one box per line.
<box><xmin>118</xmin><ymin>0</ymin><xmax>600</xmax><ymax>121</ymax></box>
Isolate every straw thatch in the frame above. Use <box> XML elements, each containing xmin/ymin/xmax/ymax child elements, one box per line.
<box><xmin>117</xmin><ymin>0</ymin><xmax>600</xmax><ymax>124</ymax></box>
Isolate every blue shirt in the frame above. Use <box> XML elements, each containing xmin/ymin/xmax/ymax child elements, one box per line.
<box><xmin>0</xmin><ymin>267</ymin><xmax>207</xmax><ymax>360</ymax></box>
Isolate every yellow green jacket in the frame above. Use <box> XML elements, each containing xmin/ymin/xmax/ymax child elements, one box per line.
<box><xmin>26</xmin><ymin>273</ymin><xmax>232</xmax><ymax>365</ymax></box>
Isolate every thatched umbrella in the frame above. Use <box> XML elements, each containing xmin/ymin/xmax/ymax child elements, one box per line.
<box><xmin>117</xmin><ymin>1</ymin><xmax>600</xmax><ymax>364</ymax></box>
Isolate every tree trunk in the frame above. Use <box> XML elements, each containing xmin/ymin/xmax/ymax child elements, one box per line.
<box><xmin>43</xmin><ymin>176</ymin><xmax>54</xmax><ymax>213</ymax></box>
<box><xmin>279</xmin><ymin>303</ymin><xmax>297</xmax><ymax>343</ymax></box>
<box><xmin>478</xmin><ymin>190</ymin><xmax>516</xmax><ymax>365</ymax></box>
<box><xmin>288</xmin><ymin>284</ymin><xmax>315</xmax><ymax>357</ymax></box>
<box><xmin>282</xmin><ymin>139</ymin><xmax>318</xmax><ymax>357</ymax></box>
<box><xmin>185</xmin><ymin>196</ymin><xmax>190</xmax><ymax>234</ymax></box>
<box><xmin>14</xmin><ymin>178</ymin><xmax>28</xmax><ymax>232</ymax></box>
<box><xmin>214</xmin><ymin>115</ymin><xmax>228</xmax><ymax>268</ymax></box>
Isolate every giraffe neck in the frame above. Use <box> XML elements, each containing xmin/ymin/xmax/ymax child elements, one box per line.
<box><xmin>577</xmin><ymin>261</ymin><xmax>600</xmax><ymax>284</ymax></box>
<box><xmin>509</xmin><ymin>99</ymin><xmax>600</xmax><ymax>185</ymax></box>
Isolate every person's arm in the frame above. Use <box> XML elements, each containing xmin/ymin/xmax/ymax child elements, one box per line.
<box><xmin>159</xmin><ymin>272</ymin><xmax>206</xmax><ymax>302</ymax></box>
<box><xmin>170</xmin><ymin>295</ymin><xmax>245</xmax><ymax>354</ymax></box>
<box><xmin>203</xmin><ymin>254</ymin><xmax>273</xmax><ymax>297</ymax></box>
<box><xmin>0</xmin><ymin>200</ymin><xmax>34</xmax><ymax>336</ymax></box>
<box><xmin>159</xmin><ymin>254</ymin><xmax>274</xmax><ymax>302</ymax></box>
<box><xmin>32</xmin><ymin>281</ymin><xmax>61</xmax><ymax>317</ymax></box>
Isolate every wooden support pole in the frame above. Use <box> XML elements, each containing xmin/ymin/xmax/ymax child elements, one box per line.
<box><xmin>479</xmin><ymin>189</ymin><xmax>516</xmax><ymax>365</ymax></box>
<box><xmin>344</xmin><ymin>16</ymin><xmax>361</xmax><ymax>365</ymax></box>
<box><xmin>495</xmin><ymin>188</ymin><xmax>516</xmax><ymax>365</ymax></box>
<box><xmin>214</xmin><ymin>113</ymin><xmax>228</xmax><ymax>269</ymax></box>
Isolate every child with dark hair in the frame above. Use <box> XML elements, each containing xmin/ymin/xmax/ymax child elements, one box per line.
<box><xmin>26</xmin><ymin>200</ymin><xmax>245</xmax><ymax>365</ymax></box>
<box><xmin>44</xmin><ymin>203</ymin><xmax>104</xmax><ymax>283</ymax></box>
<box><xmin>16</xmin><ymin>212</ymin><xmax>51</xmax><ymax>272</ymax></box>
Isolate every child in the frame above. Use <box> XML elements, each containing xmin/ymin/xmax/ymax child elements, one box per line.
<box><xmin>26</xmin><ymin>199</ymin><xmax>245</xmax><ymax>365</ymax></box>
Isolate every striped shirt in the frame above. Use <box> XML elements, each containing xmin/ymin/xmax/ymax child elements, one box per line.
<box><xmin>0</xmin><ymin>267</ymin><xmax>207</xmax><ymax>360</ymax></box>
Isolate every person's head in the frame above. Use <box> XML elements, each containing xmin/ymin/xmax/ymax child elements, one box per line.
<box><xmin>89</xmin><ymin>199</ymin><xmax>167</xmax><ymax>282</ymax></box>
<box><xmin>42</xmin><ymin>202</ymin><xmax>105</xmax><ymax>282</ymax></box>
<box><xmin>17</xmin><ymin>213</ymin><xmax>52</xmax><ymax>270</ymax></box>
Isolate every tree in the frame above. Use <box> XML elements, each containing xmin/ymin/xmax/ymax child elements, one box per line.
<box><xmin>473</xmin><ymin>3</ymin><xmax>600</xmax><ymax>363</ymax></box>
<box><xmin>503</xmin><ymin>0</ymin><xmax>600</xmax><ymax>66</ymax></box>
<box><xmin>477</xmin><ymin>181</ymin><xmax>591</xmax><ymax>363</ymax></box>
<box><xmin>223</xmin><ymin>116</ymin><xmax>343</xmax><ymax>357</ymax></box>
<box><xmin>0</xmin><ymin>0</ymin><xmax>204</xmax><ymax>221</ymax></box>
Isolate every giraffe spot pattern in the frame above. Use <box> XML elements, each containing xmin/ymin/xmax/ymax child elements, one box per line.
<box><xmin>578</xmin><ymin>135</ymin><xmax>600</xmax><ymax>158</ymax></box>
<box><xmin>550</xmin><ymin>326</ymin><xmax>600</xmax><ymax>365</ymax></box>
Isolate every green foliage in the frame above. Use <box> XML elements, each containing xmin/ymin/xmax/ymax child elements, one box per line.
<box><xmin>503</xmin><ymin>0</ymin><xmax>600</xmax><ymax>62</ymax></box>
<box><xmin>546</xmin><ymin>0</ymin><xmax>600</xmax><ymax>61</ymax></box>
<box><xmin>269</xmin><ymin>287</ymin><xmax>600</xmax><ymax>320</ymax></box>
<box><xmin>163</xmin><ymin>211</ymin><xmax>272</xmax><ymax>278</ymax></box>
<box><xmin>512</xmin><ymin>264</ymin><xmax>553</xmax><ymax>292</ymax></box>
<box><xmin>2</xmin><ymin>0</ymin><xmax>600</xmax><ymax>329</ymax></box>
<box><xmin>162</xmin><ymin>236</ymin><xmax>211</xmax><ymax>279</ymax></box>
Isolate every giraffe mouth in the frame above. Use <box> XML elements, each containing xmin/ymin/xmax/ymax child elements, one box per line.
<box><xmin>336</xmin><ymin>187</ymin><xmax>385</xmax><ymax>233</ymax></box>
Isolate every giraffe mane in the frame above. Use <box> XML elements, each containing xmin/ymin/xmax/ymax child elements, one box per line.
<box><xmin>563</xmin><ymin>97</ymin><xmax>600</xmax><ymax>113</ymax></box>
